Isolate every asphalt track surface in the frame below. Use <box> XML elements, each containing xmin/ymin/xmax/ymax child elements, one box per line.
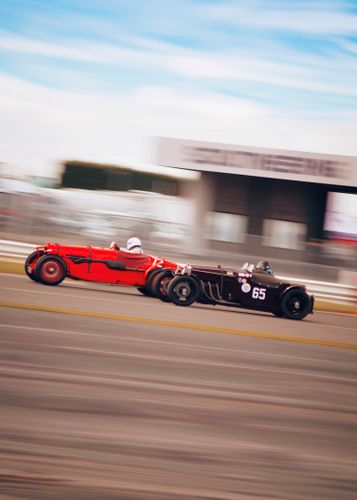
<box><xmin>1</xmin><ymin>274</ymin><xmax>357</xmax><ymax>499</ymax></box>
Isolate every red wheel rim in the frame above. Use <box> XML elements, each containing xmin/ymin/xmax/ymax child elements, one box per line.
<box><xmin>159</xmin><ymin>277</ymin><xmax>171</xmax><ymax>296</ymax></box>
<box><xmin>40</xmin><ymin>260</ymin><xmax>62</xmax><ymax>282</ymax></box>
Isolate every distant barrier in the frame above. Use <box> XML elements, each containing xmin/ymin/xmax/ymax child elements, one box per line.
<box><xmin>1</xmin><ymin>239</ymin><xmax>355</xmax><ymax>305</ymax></box>
<box><xmin>0</xmin><ymin>239</ymin><xmax>38</xmax><ymax>259</ymax></box>
<box><xmin>275</xmin><ymin>275</ymin><xmax>356</xmax><ymax>305</ymax></box>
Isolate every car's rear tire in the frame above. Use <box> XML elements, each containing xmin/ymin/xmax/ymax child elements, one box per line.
<box><xmin>35</xmin><ymin>255</ymin><xmax>67</xmax><ymax>286</ymax></box>
<box><xmin>137</xmin><ymin>286</ymin><xmax>150</xmax><ymax>296</ymax></box>
<box><xmin>25</xmin><ymin>251</ymin><xmax>41</xmax><ymax>282</ymax></box>
<box><xmin>272</xmin><ymin>310</ymin><xmax>284</xmax><ymax>318</ymax></box>
<box><xmin>152</xmin><ymin>270</ymin><xmax>174</xmax><ymax>302</ymax></box>
<box><xmin>167</xmin><ymin>275</ymin><xmax>200</xmax><ymax>306</ymax></box>
<box><xmin>145</xmin><ymin>268</ymin><xmax>169</xmax><ymax>297</ymax></box>
<box><xmin>280</xmin><ymin>289</ymin><xmax>311</xmax><ymax>320</ymax></box>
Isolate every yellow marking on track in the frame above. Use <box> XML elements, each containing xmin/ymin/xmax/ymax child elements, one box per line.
<box><xmin>1</xmin><ymin>300</ymin><xmax>357</xmax><ymax>350</ymax></box>
<box><xmin>315</xmin><ymin>300</ymin><xmax>357</xmax><ymax>315</ymax></box>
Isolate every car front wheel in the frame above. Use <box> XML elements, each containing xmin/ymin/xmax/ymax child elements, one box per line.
<box><xmin>167</xmin><ymin>276</ymin><xmax>200</xmax><ymax>306</ymax></box>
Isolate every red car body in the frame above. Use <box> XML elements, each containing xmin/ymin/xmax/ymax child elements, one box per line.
<box><xmin>25</xmin><ymin>242</ymin><xmax>179</xmax><ymax>290</ymax></box>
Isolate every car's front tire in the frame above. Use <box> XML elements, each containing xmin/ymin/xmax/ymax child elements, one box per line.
<box><xmin>280</xmin><ymin>289</ymin><xmax>311</xmax><ymax>320</ymax></box>
<box><xmin>167</xmin><ymin>275</ymin><xmax>200</xmax><ymax>306</ymax></box>
<box><xmin>35</xmin><ymin>255</ymin><xmax>67</xmax><ymax>286</ymax></box>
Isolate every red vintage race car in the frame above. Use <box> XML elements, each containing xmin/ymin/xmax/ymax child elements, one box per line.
<box><xmin>24</xmin><ymin>242</ymin><xmax>180</xmax><ymax>296</ymax></box>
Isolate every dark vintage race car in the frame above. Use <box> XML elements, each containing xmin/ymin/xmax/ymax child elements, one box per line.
<box><xmin>152</xmin><ymin>261</ymin><xmax>314</xmax><ymax>320</ymax></box>
<box><xmin>25</xmin><ymin>242</ymin><xmax>180</xmax><ymax>296</ymax></box>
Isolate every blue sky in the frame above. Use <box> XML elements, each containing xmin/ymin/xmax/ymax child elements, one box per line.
<box><xmin>0</xmin><ymin>0</ymin><xmax>356</xmax><ymax>176</ymax></box>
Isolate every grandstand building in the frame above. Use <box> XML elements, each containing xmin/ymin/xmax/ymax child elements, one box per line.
<box><xmin>157</xmin><ymin>137</ymin><xmax>357</xmax><ymax>262</ymax></box>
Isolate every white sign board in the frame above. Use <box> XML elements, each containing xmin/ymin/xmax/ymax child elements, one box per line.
<box><xmin>157</xmin><ymin>137</ymin><xmax>357</xmax><ymax>188</ymax></box>
<box><xmin>324</xmin><ymin>192</ymin><xmax>357</xmax><ymax>240</ymax></box>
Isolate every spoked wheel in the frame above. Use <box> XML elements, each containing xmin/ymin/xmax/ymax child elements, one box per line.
<box><xmin>280</xmin><ymin>289</ymin><xmax>311</xmax><ymax>320</ymax></box>
<box><xmin>152</xmin><ymin>270</ymin><xmax>174</xmax><ymax>302</ymax></box>
<box><xmin>35</xmin><ymin>255</ymin><xmax>67</xmax><ymax>286</ymax></box>
<box><xmin>24</xmin><ymin>251</ymin><xmax>41</xmax><ymax>282</ymax></box>
<box><xmin>167</xmin><ymin>275</ymin><xmax>200</xmax><ymax>306</ymax></box>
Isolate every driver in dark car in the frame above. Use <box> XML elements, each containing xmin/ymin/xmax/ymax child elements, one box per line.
<box><xmin>256</xmin><ymin>260</ymin><xmax>274</xmax><ymax>275</ymax></box>
<box><xmin>242</xmin><ymin>261</ymin><xmax>274</xmax><ymax>274</ymax></box>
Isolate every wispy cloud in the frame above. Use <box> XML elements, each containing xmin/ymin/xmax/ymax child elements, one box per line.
<box><xmin>1</xmin><ymin>28</ymin><xmax>356</xmax><ymax>99</ymax></box>
<box><xmin>0</xmin><ymin>31</ymin><xmax>152</xmax><ymax>65</ymax></box>
<box><xmin>199</xmin><ymin>1</ymin><xmax>357</xmax><ymax>35</ymax></box>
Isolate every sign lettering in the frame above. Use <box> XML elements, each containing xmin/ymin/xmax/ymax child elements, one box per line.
<box><xmin>184</xmin><ymin>146</ymin><xmax>348</xmax><ymax>180</ymax></box>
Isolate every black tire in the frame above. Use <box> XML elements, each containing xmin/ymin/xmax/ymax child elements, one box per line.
<box><xmin>35</xmin><ymin>255</ymin><xmax>67</xmax><ymax>286</ymax></box>
<box><xmin>272</xmin><ymin>311</ymin><xmax>285</xmax><ymax>318</ymax></box>
<box><xmin>145</xmin><ymin>268</ymin><xmax>169</xmax><ymax>297</ymax></box>
<box><xmin>167</xmin><ymin>275</ymin><xmax>200</xmax><ymax>306</ymax></box>
<box><xmin>152</xmin><ymin>270</ymin><xmax>174</xmax><ymax>302</ymax></box>
<box><xmin>25</xmin><ymin>251</ymin><xmax>41</xmax><ymax>282</ymax></box>
<box><xmin>280</xmin><ymin>288</ymin><xmax>311</xmax><ymax>320</ymax></box>
<box><xmin>137</xmin><ymin>286</ymin><xmax>150</xmax><ymax>296</ymax></box>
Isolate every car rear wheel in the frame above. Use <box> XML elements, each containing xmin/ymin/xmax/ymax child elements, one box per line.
<box><xmin>280</xmin><ymin>289</ymin><xmax>311</xmax><ymax>320</ymax></box>
<box><xmin>272</xmin><ymin>310</ymin><xmax>284</xmax><ymax>318</ymax></box>
<box><xmin>145</xmin><ymin>268</ymin><xmax>169</xmax><ymax>297</ymax></box>
<box><xmin>167</xmin><ymin>275</ymin><xmax>200</xmax><ymax>306</ymax></box>
<box><xmin>35</xmin><ymin>255</ymin><xmax>67</xmax><ymax>286</ymax></box>
<box><xmin>152</xmin><ymin>270</ymin><xmax>174</xmax><ymax>302</ymax></box>
<box><xmin>137</xmin><ymin>286</ymin><xmax>150</xmax><ymax>296</ymax></box>
<box><xmin>25</xmin><ymin>251</ymin><xmax>41</xmax><ymax>282</ymax></box>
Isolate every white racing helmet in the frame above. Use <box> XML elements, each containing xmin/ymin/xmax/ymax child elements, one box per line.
<box><xmin>127</xmin><ymin>236</ymin><xmax>142</xmax><ymax>251</ymax></box>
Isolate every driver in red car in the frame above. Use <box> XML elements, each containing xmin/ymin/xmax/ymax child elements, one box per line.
<box><xmin>125</xmin><ymin>236</ymin><xmax>144</xmax><ymax>254</ymax></box>
<box><xmin>110</xmin><ymin>237</ymin><xmax>144</xmax><ymax>254</ymax></box>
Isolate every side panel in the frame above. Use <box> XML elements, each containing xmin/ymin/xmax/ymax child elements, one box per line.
<box><xmin>223</xmin><ymin>272</ymin><xmax>287</xmax><ymax>312</ymax></box>
<box><xmin>65</xmin><ymin>247</ymin><xmax>154</xmax><ymax>286</ymax></box>
<box><xmin>61</xmin><ymin>246</ymin><xmax>96</xmax><ymax>281</ymax></box>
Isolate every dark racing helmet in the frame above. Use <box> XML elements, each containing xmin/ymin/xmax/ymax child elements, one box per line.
<box><xmin>256</xmin><ymin>260</ymin><xmax>273</xmax><ymax>275</ymax></box>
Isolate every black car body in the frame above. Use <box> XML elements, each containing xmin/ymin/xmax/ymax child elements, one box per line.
<box><xmin>154</xmin><ymin>262</ymin><xmax>314</xmax><ymax>320</ymax></box>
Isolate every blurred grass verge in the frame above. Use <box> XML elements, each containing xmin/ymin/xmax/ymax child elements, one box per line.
<box><xmin>1</xmin><ymin>260</ymin><xmax>356</xmax><ymax>315</ymax></box>
<box><xmin>1</xmin><ymin>260</ymin><xmax>25</xmax><ymax>275</ymax></box>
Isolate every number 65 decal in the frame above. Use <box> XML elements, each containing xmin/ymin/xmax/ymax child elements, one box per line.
<box><xmin>252</xmin><ymin>287</ymin><xmax>266</xmax><ymax>300</ymax></box>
